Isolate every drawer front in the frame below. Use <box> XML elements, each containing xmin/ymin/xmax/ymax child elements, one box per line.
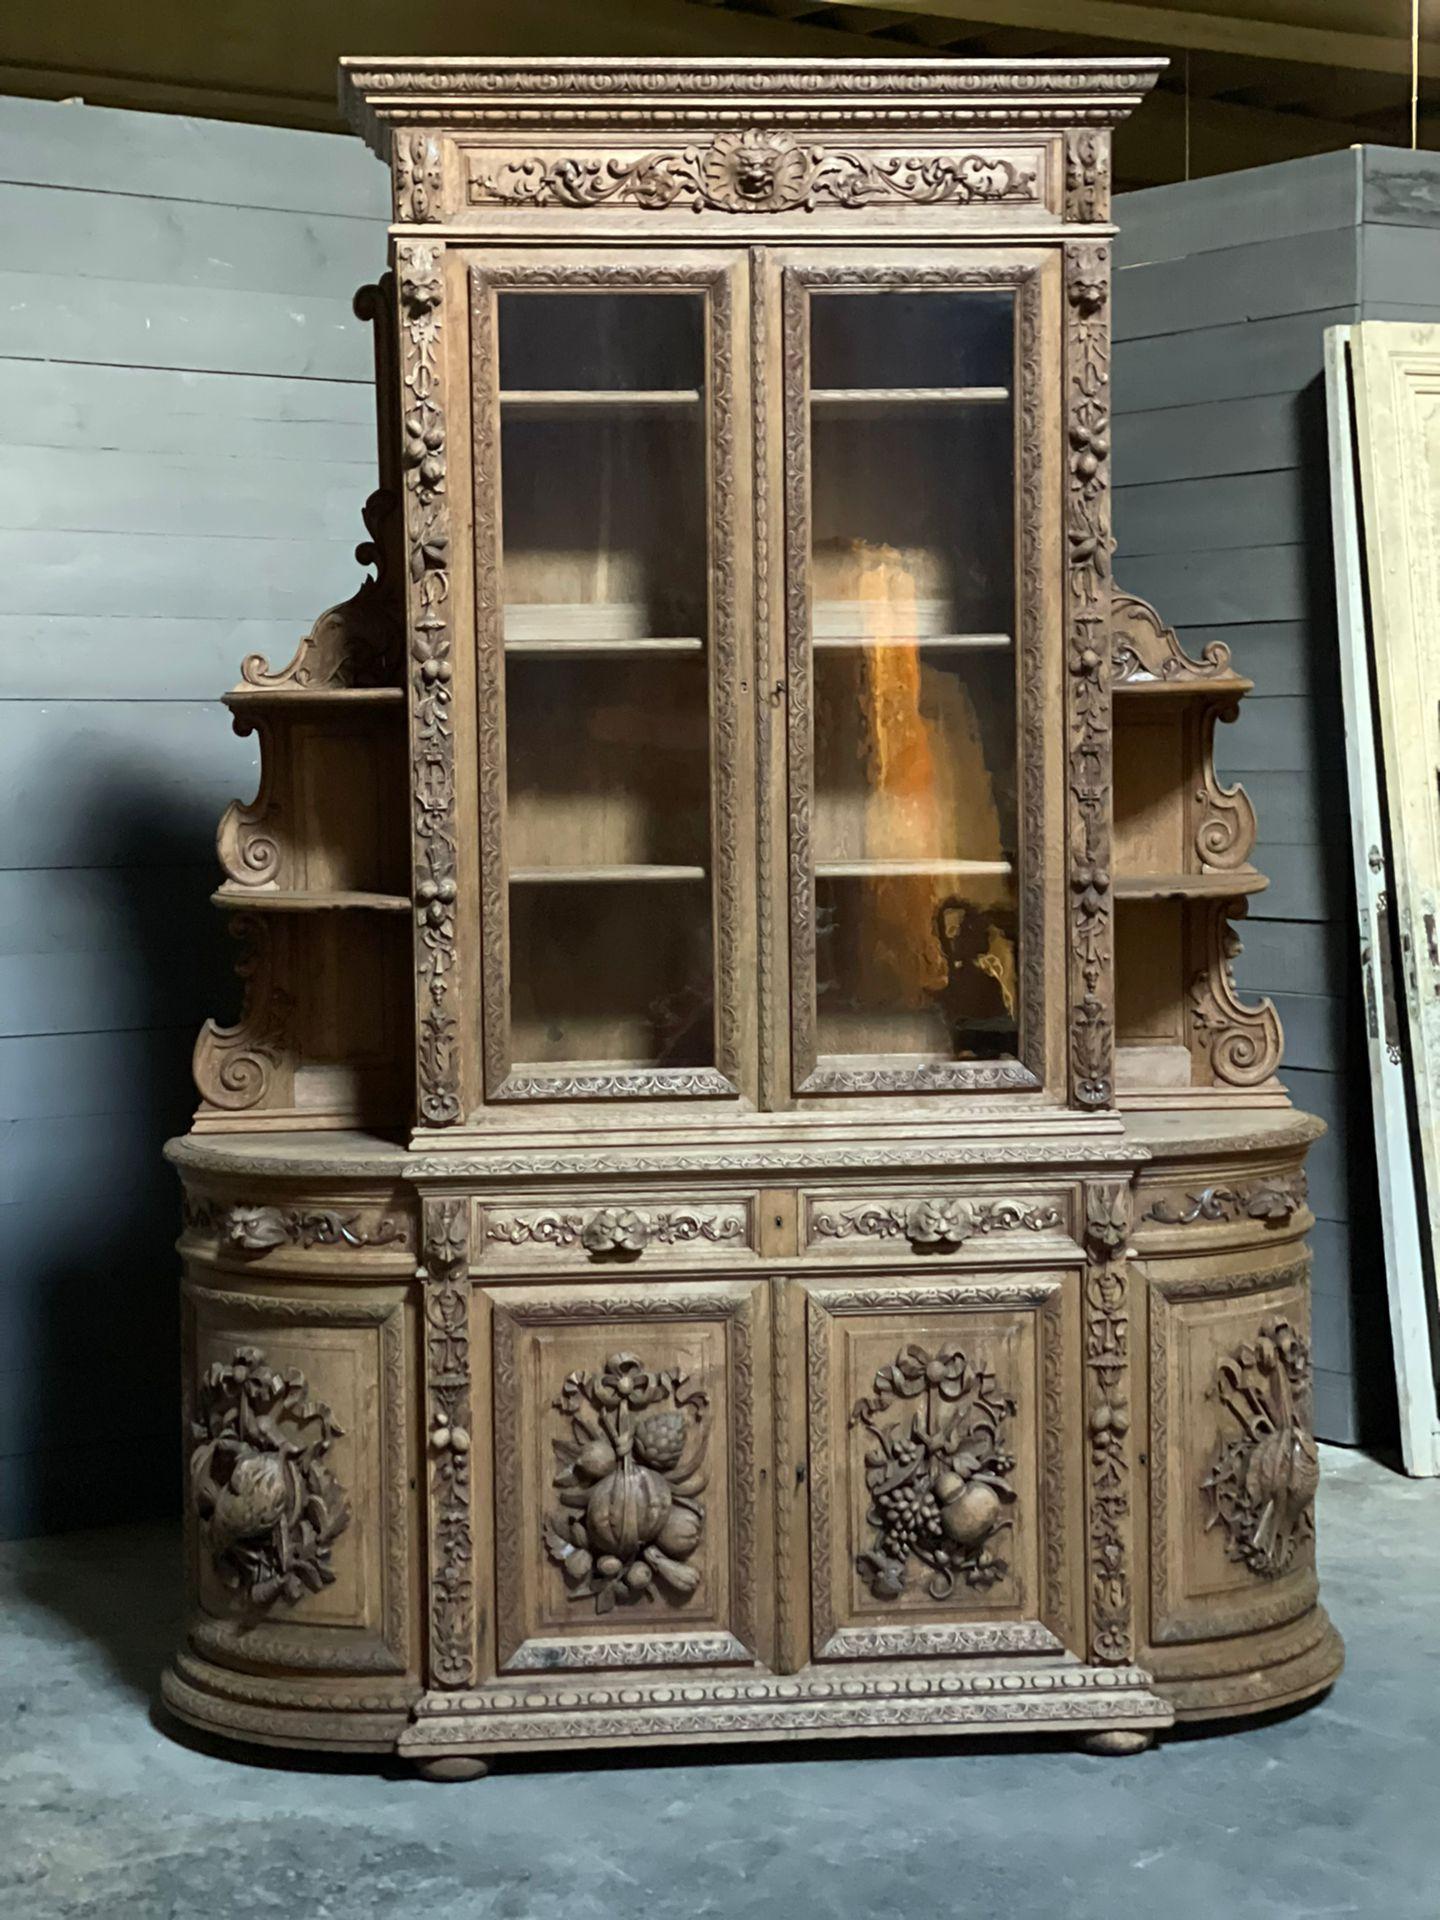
<box><xmin>801</xmin><ymin>1270</ymin><xmax>1083</xmax><ymax>1663</ymax></box>
<box><xmin>800</xmin><ymin>1185</ymin><xmax>1077</xmax><ymax>1261</ymax></box>
<box><xmin>488</xmin><ymin>1277</ymin><xmax>772</xmax><ymax>1673</ymax></box>
<box><xmin>477</xmin><ymin>1192</ymin><xmax>760</xmax><ymax>1269</ymax></box>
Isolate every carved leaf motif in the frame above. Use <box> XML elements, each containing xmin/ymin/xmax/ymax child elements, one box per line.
<box><xmin>190</xmin><ymin>1346</ymin><xmax>350</xmax><ymax>1608</ymax></box>
<box><xmin>545</xmin><ymin>1351</ymin><xmax>709</xmax><ymax>1615</ymax></box>
<box><xmin>850</xmin><ymin>1344</ymin><xmax>1017</xmax><ymax>1602</ymax></box>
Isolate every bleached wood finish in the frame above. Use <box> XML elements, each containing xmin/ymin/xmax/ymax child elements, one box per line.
<box><xmin>163</xmin><ymin>56</ymin><xmax>1339</xmax><ymax>1776</ymax></box>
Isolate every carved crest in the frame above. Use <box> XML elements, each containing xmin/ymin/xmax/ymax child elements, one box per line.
<box><xmin>190</xmin><ymin>1346</ymin><xmax>350</xmax><ymax>1607</ymax></box>
<box><xmin>1203</xmin><ymin>1316</ymin><xmax>1318</xmax><ymax>1578</ymax></box>
<box><xmin>472</xmin><ymin>135</ymin><xmax>1035</xmax><ymax>214</ymax></box>
<box><xmin>850</xmin><ymin>1344</ymin><xmax>1017</xmax><ymax>1601</ymax></box>
<box><xmin>545</xmin><ymin>1352</ymin><xmax>710</xmax><ymax>1615</ymax></box>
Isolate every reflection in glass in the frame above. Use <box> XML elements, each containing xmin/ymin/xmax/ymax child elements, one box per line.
<box><xmin>807</xmin><ymin>290</ymin><xmax>1020</xmax><ymax>1065</ymax></box>
<box><xmin>496</xmin><ymin>289</ymin><xmax>715</xmax><ymax>1072</ymax></box>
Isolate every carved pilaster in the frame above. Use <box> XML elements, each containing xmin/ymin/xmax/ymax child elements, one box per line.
<box><xmin>1065</xmin><ymin>245</ymin><xmax>1114</xmax><ymax>1109</ymax></box>
<box><xmin>1063</xmin><ymin>130</ymin><xmax>1110</xmax><ymax>222</ymax></box>
<box><xmin>398</xmin><ymin>244</ymin><xmax>461</xmax><ymax>1128</ymax></box>
<box><xmin>1189</xmin><ymin>899</ymin><xmax>1283</xmax><ymax>1087</ymax></box>
<box><xmin>421</xmin><ymin>1196</ymin><xmax>473</xmax><ymax>1687</ymax></box>
<box><xmin>193</xmin><ymin>915</ymin><xmax>295</xmax><ymax>1114</ymax></box>
<box><xmin>1083</xmin><ymin>1182</ymin><xmax>1133</xmax><ymax>1663</ymax></box>
<box><xmin>395</xmin><ymin>130</ymin><xmax>444</xmax><ymax>222</ymax></box>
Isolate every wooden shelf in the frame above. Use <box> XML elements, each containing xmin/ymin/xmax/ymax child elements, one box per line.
<box><xmin>1113</xmin><ymin>673</ymin><xmax>1253</xmax><ymax>702</ymax></box>
<box><xmin>510</xmin><ymin>865</ymin><xmax>708</xmax><ymax>884</ymax></box>
<box><xmin>224</xmin><ymin>687</ymin><xmax>404</xmax><ymax>711</ymax></box>
<box><xmin>815</xmin><ymin>858</ymin><xmax>1014</xmax><ymax>880</ymax></box>
<box><xmin>811</xmin><ymin>387</ymin><xmax>1010</xmax><ymax>409</ymax></box>
<box><xmin>813</xmin><ymin>633</ymin><xmax>1010</xmax><ymax>652</ymax></box>
<box><xmin>505</xmin><ymin>637</ymin><xmax>703</xmax><ymax>656</ymax></box>
<box><xmin>1114</xmin><ymin>868</ymin><xmax>1268</xmax><ymax>902</ymax></box>
<box><xmin>500</xmin><ymin>389</ymin><xmax>701</xmax><ymax>413</ymax></box>
<box><xmin>212</xmin><ymin>887</ymin><xmax>410</xmax><ymax>913</ymax></box>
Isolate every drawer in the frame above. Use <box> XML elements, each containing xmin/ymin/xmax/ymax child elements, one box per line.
<box><xmin>798</xmin><ymin>1186</ymin><xmax>1077</xmax><ymax>1261</ymax></box>
<box><xmin>476</xmin><ymin>1192</ymin><xmax>761</xmax><ymax>1269</ymax></box>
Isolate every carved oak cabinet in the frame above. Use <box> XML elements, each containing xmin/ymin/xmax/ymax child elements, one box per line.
<box><xmin>163</xmin><ymin>57</ymin><xmax>1342</xmax><ymax>1776</ymax></box>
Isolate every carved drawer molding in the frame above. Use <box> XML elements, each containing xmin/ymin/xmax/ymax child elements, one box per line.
<box><xmin>802</xmin><ymin>1188</ymin><xmax>1073</xmax><ymax>1258</ymax></box>
<box><xmin>490</xmin><ymin>1279</ymin><xmax>771</xmax><ymax>1675</ymax></box>
<box><xmin>1138</xmin><ymin>1169</ymin><xmax>1308</xmax><ymax>1232</ymax></box>
<box><xmin>182</xmin><ymin>1194</ymin><xmax>414</xmax><ymax>1257</ymax></box>
<box><xmin>479</xmin><ymin>1196</ymin><xmax>757</xmax><ymax>1266</ymax></box>
<box><xmin>803</xmin><ymin>1275</ymin><xmax>1077</xmax><ymax>1664</ymax></box>
<box><xmin>1146</xmin><ymin>1253</ymin><xmax>1319</xmax><ymax>1647</ymax></box>
<box><xmin>181</xmin><ymin>1280</ymin><xmax>415</xmax><ymax>1683</ymax></box>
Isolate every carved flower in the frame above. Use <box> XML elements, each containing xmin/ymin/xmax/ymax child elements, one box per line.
<box><xmin>593</xmin><ymin>1351</ymin><xmax>666</xmax><ymax>1410</ymax></box>
<box><xmin>1246</xmin><ymin>1185</ymin><xmax>1296</xmax><ymax>1221</ymax></box>
<box><xmin>700</xmin><ymin>132</ymin><xmax>812</xmax><ymax>211</ymax></box>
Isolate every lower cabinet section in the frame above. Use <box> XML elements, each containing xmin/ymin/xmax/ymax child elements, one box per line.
<box><xmin>163</xmin><ymin>1133</ymin><xmax>1343</xmax><ymax>1766</ymax></box>
<box><xmin>488</xmin><ymin>1279</ymin><xmax>772</xmax><ymax>1674</ymax></box>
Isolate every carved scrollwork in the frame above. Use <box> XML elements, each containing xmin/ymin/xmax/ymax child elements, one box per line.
<box><xmin>471</xmin><ymin>136</ymin><xmax>1036</xmax><ymax>214</ymax></box>
<box><xmin>850</xmin><ymin>1343</ymin><xmax>1017</xmax><ymax>1601</ymax></box>
<box><xmin>1066</xmin><ymin>246</ymin><xmax>1114</xmax><ymax>1110</ymax></box>
<box><xmin>1203</xmin><ymin>1317</ymin><xmax>1318</xmax><ymax>1578</ymax></box>
<box><xmin>1110</xmin><ymin>590</ymin><xmax>1232</xmax><ymax>686</ymax></box>
<box><xmin>240</xmin><ymin>487</ymin><xmax>404</xmax><ymax>692</ymax></box>
<box><xmin>486</xmin><ymin>1204</ymin><xmax>746</xmax><ymax>1257</ymax></box>
<box><xmin>216</xmin><ymin>713</ymin><xmax>281</xmax><ymax>886</ymax></box>
<box><xmin>1143</xmin><ymin>1173</ymin><xmax>1307</xmax><ymax>1227</ymax></box>
<box><xmin>1194</xmin><ymin>704</ymin><xmax>1258</xmax><ymax>870</ymax></box>
<box><xmin>190</xmin><ymin>1346</ymin><xmax>350</xmax><ymax>1608</ymax></box>
<box><xmin>399</xmin><ymin>244</ymin><xmax>461</xmax><ymax>1128</ymax></box>
<box><xmin>192</xmin><ymin>915</ymin><xmax>294</xmax><ymax>1114</ymax></box>
<box><xmin>545</xmin><ymin>1351</ymin><xmax>709</xmax><ymax>1615</ymax></box>
<box><xmin>202</xmin><ymin>1203</ymin><xmax>410</xmax><ymax>1254</ymax></box>
<box><xmin>1189</xmin><ymin>900</ymin><xmax>1283</xmax><ymax>1088</ymax></box>
<box><xmin>811</xmin><ymin>1197</ymin><xmax>1063</xmax><ymax>1249</ymax></box>
<box><xmin>1084</xmin><ymin>1183</ymin><xmax>1133</xmax><ymax>1662</ymax></box>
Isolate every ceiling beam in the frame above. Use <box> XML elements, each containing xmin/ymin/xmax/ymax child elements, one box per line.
<box><xmin>819</xmin><ymin>0</ymin><xmax>1440</xmax><ymax>79</ymax></box>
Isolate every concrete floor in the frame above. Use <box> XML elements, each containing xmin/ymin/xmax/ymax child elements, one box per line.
<box><xmin>1</xmin><ymin>1446</ymin><xmax>1436</xmax><ymax>1920</ymax></box>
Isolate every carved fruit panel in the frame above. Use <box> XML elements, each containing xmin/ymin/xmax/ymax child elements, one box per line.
<box><xmin>1148</xmin><ymin>1261</ymin><xmax>1318</xmax><ymax>1647</ymax></box>
<box><xmin>490</xmin><ymin>1281</ymin><xmax>769</xmax><ymax>1672</ymax></box>
<box><xmin>804</xmin><ymin>1279</ymin><xmax>1079</xmax><ymax>1661</ymax></box>
<box><xmin>186</xmin><ymin>1288</ymin><xmax>414</xmax><ymax>1676</ymax></box>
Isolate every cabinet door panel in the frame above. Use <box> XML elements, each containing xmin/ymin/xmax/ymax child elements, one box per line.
<box><xmin>467</xmin><ymin>252</ymin><xmax>754</xmax><ymax>1108</ymax></box>
<box><xmin>770</xmin><ymin>250</ymin><xmax>1064</xmax><ymax>1103</ymax></box>
<box><xmin>490</xmin><ymin>1278</ymin><xmax>772</xmax><ymax>1672</ymax></box>
<box><xmin>803</xmin><ymin>1273</ymin><xmax>1081</xmax><ymax>1661</ymax></box>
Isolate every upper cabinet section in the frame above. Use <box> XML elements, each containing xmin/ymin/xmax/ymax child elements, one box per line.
<box><xmin>339</xmin><ymin>58</ymin><xmax>1164</xmax><ymax>238</ymax></box>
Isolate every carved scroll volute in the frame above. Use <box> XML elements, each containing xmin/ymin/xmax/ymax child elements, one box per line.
<box><xmin>1191</xmin><ymin>703</ymin><xmax>1258</xmax><ymax>872</ymax></box>
<box><xmin>216</xmin><ymin>712</ymin><xmax>282</xmax><ymax>888</ymax></box>
<box><xmin>398</xmin><ymin>243</ymin><xmax>462</xmax><ymax>1129</ymax></box>
<box><xmin>1110</xmin><ymin>590</ymin><xmax>1233</xmax><ymax>687</ymax></box>
<box><xmin>1065</xmin><ymin>245</ymin><xmax>1115</xmax><ymax>1110</ymax></box>
<box><xmin>421</xmin><ymin>1196</ymin><xmax>473</xmax><ymax>1686</ymax></box>
<box><xmin>1189</xmin><ymin>899</ymin><xmax>1283</xmax><ymax>1089</ymax></box>
<box><xmin>1083</xmin><ymin>1183</ymin><xmax>1133</xmax><ymax>1662</ymax></box>
<box><xmin>193</xmin><ymin>914</ymin><xmax>296</xmax><ymax>1116</ymax></box>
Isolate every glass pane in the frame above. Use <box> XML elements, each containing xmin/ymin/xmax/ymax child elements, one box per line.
<box><xmin>807</xmin><ymin>289</ymin><xmax>1020</xmax><ymax>1066</ymax></box>
<box><xmin>496</xmin><ymin>289</ymin><xmax>715</xmax><ymax>1074</ymax></box>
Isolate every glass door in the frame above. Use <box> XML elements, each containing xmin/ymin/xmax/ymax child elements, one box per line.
<box><xmin>778</xmin><ymin>257</ymin><xmax>1057</xmax><ymax>1098</ymax></box>
<box><xmin>470</xmin><ymin>256</ymin><xmax>750</xmax><ymax>1105</ymax></box>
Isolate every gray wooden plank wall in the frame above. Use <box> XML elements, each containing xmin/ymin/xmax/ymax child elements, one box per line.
<box><xmin>0</xmin><ymin>95</ymin><xmax>389</xmax><ymax>1538</ymax></box>
<box><xmin>1114</xmin><ymin>145</ymin><xmax>1440</xmax><ymax>1447</ymax></box>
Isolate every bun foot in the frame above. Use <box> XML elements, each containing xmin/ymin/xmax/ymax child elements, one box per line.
<box><xmin>1081</xmin><ymin>1728</ymin><xmax>1155</xmax><ymax>1757</ymax></box>
<box><xmin>413</xmin><ymin>1755</ymin><xmax>490</xmax><ymax>1782</ymax></box>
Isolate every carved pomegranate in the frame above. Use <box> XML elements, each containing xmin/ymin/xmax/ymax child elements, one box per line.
<box><xmin>585</xmin><ymin>1454</ymin><xmax>672</xmax><ymax>1559</ymax></box>
<box><xmin>939</xmin><ymin>1480</ymin><xmax>1001</xmax><ymax>1548</ymax></box>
